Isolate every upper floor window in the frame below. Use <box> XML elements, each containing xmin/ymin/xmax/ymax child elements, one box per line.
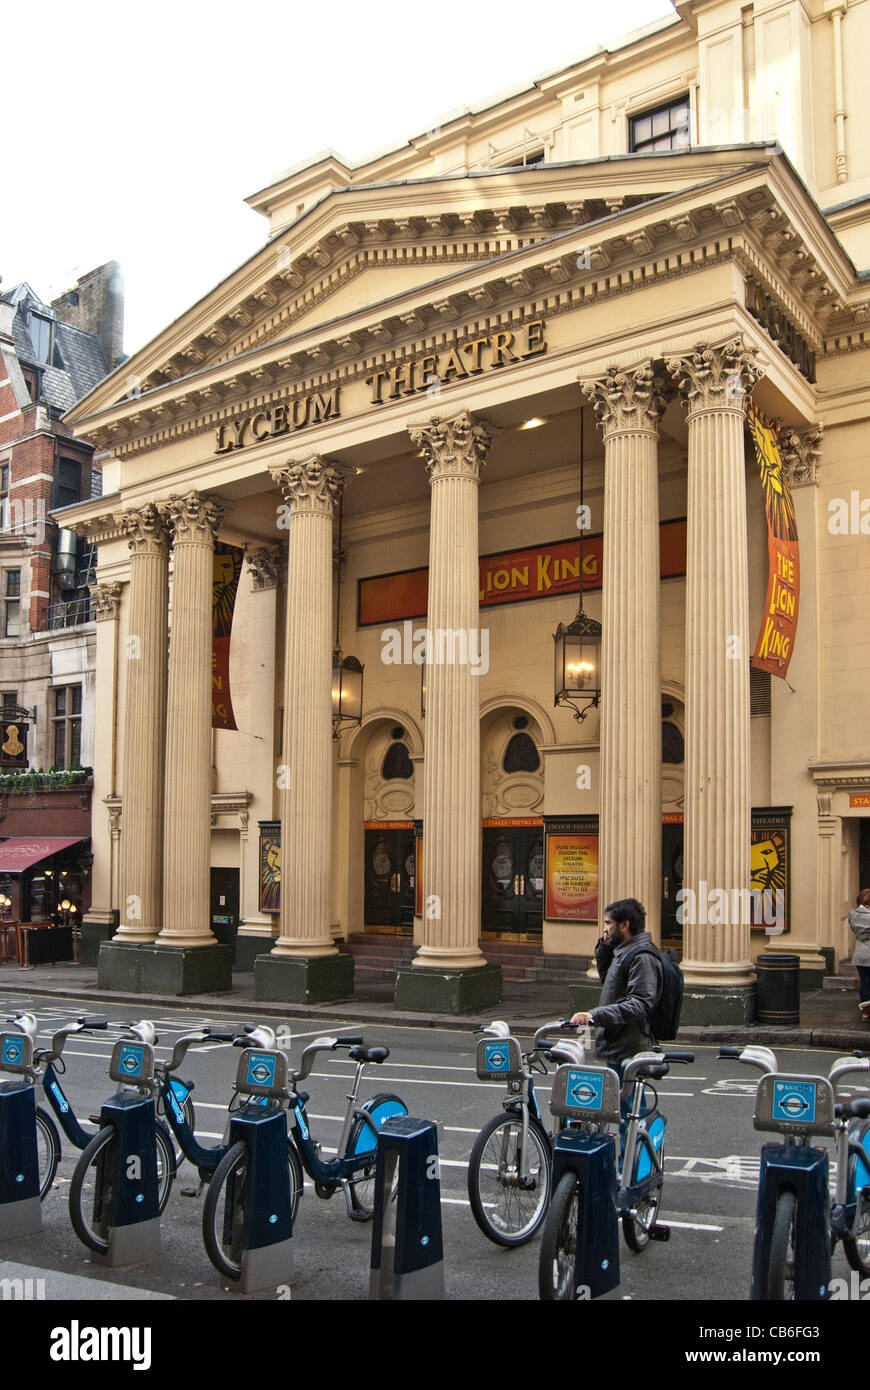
<box><xmin>382</xmin><ymin>741</ymin><xmax>413</xmax><ymax>781</ymax></box>
<box><xmin>28</xmin><ymin>312</ymin><xmax>53</xmax><ymax>365</ymax></box>
<box><xmin>55</xmin><ymin>458</ymin><xmax>83</xmax><ymax>510</ymax></box>
<box><xmin>4</xmin><ymin>570</ymin><xmax>21</xmax><ymax>638</ymax></box>
<box><xmin>503</xmin><ymin>732</ymin><xmax>540</xmax><ymax>774</ymax></box>
<box><xmin>630</xmin><ymin>98</ymin><xmax>690</xmax><ymax>154</ymax></box>
<box><xmin>53</xmin><ymin>685</ymin><xmax>82</xmax><ymax>768</ymax></box>
<box><xmin>0</xmin><ymin>463</ymin><xmax>8</xmax><ymax>531</ymax></box>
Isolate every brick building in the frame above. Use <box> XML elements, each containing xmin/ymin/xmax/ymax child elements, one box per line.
<box><xmin>0</xmin><ymin>262</ymin><xmax>124</xmax><ymax>930</ymax></box>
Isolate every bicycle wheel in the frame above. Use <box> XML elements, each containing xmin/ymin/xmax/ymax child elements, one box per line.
<box><xmin>203</xmin><ymin>1140</ymin><xmax>303</xmax><ymax>1279</ymax></box>
<box><xmin>467</xmin><ymin>1113</ymin><xmax>551</xmax><ymax>1247</ymax></box>
<box><xmin>202</xmin><ymin>1141</ymin><xmax>248</xmax><ymax>1280</ymax></box>
<box><xmin>69</xmin><ymin>1127</ymin><xmax>114</xmax><ymax>1254</ymax></box>
<box><xmin>843</xmin><ymin>1119</ymin><xmax>870</xmax><ymax>1276</ymax></box>
<box><xmin>35</xmin><ymin>1106</ymin><xmax>61</xmax><ymax>1201</ymax></box>
<box><xmin>766</xmin><ymin>1190</ymin><xmax>797</xmax><ymax>1300</ymax></box>
<box><xmin>539</xmin><ymin>1171</ymin><xmax>581</xmax><ymax>1301</ymax></box>
<box><xmin>155</xmin><ymin>1121</ymin><xmax>176</xmax><ymax>1214</ymax></box>
<box><xmin>345</xmin><ymin>1093</ymin><xmax>407</xmax><ymax>1219</ymax></box>
<box><xmin>621</xmin><ymin>1140</ymin><xmax>664</xmax><ymax>1253</ymax></box>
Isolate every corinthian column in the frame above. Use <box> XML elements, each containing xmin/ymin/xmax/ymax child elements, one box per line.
<box><xmin>394</xmin><ymin>411</ymin><xmax>502</xmax><ymax>1012</ymax></box>
<box><xmin>157</xmin><ymin>492</ymin><xmax>225</xmax><ymax>947</ymax></box>
<box><xmin>666</xmin><ymin>340</ymin><xmax>763</xmax><ymax>1005</ymax></box>
<box><xmin>268</xmin><ymin>459</ymin><xmax>342</xmax><ymax>959</ymax></box>
<box><xmin>114</xmin><ymin>506</ymin><xmax>168</xmax><ymax>942</ymax></box>
<box><xmin>583</xmin><ymin>362</ymin><xmax>666</xmax><ymax>942</ymax></box>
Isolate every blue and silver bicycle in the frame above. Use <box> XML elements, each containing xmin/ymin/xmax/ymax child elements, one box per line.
<box><xmin>719</xmin><ymin>1045</ymin><xmax>870</xmax><ymax>1299</ymax></box>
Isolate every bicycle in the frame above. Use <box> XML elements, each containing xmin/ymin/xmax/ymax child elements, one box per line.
<box><xmin>538</xmin><ymin>1046</ymin><xmax>695</xmax><ymax>1300</ymax></box>
<box><xmin>718</xmin><ymin>1044</ymin><xmax>870</xmax><ymax>1299</ymax></box>
<box><xmin>154</xmin><ymin>1023</ymin><xmax>302</xmax><ymax>1222</ymax></box>
<box><xmin>467</xmin><ymin>1018</ymin><xmax>588</xmax><ymax>1246</ymax></box>
<box><xmin>68</xmin><ymin>1020</ymin><xmax>179</xmax><ymax>1253</ymax></box>
<box><xmin>203</xmin><ymin>1026</ymin><xmax>408</xmax><ymax>1280</ymax></box>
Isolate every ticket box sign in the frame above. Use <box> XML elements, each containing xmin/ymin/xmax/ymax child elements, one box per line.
<box><xmin>0</xmin><ymin>1032</ymin><xmax>32</xmax><ymax>1074</ymax></box>
<box><xmin>237</xmin><ymin>1048</ymin><xmax>288</xmax><ymax>1099</ymax></box>
<box><xmin>109</xmin><ymin>1041</ymin><xmax>154</xmax><ymax>1087</ymax></box>
<box><xmin>475</xmin><ymin>1036</ymin><xmax>524</xmax><ymax>1082</ymax></box>
<box><xmin>753</xmin><ymin>1073</ymin><xmax>835</xmax><ymax>1137</ymax></box>
<box><xmin>549</xmin><ymin>1064</ymin><xmax>621</xmax><ymax>1123</ymax></box>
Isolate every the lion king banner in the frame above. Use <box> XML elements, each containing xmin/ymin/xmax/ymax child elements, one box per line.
<box><xmin>746</xmin><ymin>401</ymin><xmax>800</xmax><ymax>680</ymax></box>
<box><xmin>212</xmin><ymin>544</ymin><xmax>244</xmax><ymax>730</ymax></box>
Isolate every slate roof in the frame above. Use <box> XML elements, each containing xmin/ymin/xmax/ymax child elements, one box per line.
<box><xmin>2</xmin><ymin>283</ymin><xmax>111</xmax><ymax>408</ymax></box>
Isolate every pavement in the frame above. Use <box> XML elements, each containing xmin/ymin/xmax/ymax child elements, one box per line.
<box><xmin>0</xmin><ymin>958</ymin><xmax>868</xmax><ymax>1049</ymax></box>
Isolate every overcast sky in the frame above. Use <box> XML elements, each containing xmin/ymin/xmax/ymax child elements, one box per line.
<box><xmin>5</xmin><ymin>0</ymin><xmax>676</xmax><ymax>356</ymax></box>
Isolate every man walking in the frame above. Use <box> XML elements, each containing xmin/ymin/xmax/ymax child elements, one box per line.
<box><xmin>571</xmin><ymin>898</ymin><xmax>663</xmax><ymax>1069</ymax></box>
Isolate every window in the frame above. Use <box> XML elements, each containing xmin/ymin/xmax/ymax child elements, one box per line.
<box><xmin>661</xmin><ymin>720</ymin><xmax>685</xmax><ymax>764</ymax></box>
<box><xmin>503</xmin><ymin>732</ymin><xmax>540</xmax><ymax>774</ymax></box>
<box><xmin>382</xmin><ymin>741</ymin><xmax>413</xmax><ymax>780</ymax></box>
<box><xmin>55</xmin><ymin>458</ymin><xmax>82</xmax><ymax>510</ymax></box>
<box><xmin>0</xmin><ymin>463</ymin><xmax>8</xmax><ymax>531</ymax></box>
<box><xmin>629</xmin><ymin>98</ymin><xmax>690</xmax><ymax>154</ymax></box>
<box><xmin>52</xmin><ymin>685</ymin><xmax>82</xmax><ymax>768</ymax></box>
<box><xmin>28</xmin><ymin>313</ymin><xmax>53</xmax><ymax>364</ymax></box>
<box><xmin>1</xmin><ymin>692</ymin><xmax>17</xmax><ymax>710</ymax></box>
<box><xmin>4</xmin><ymin>571</ymin><xmax>20</xmax><ymax>638</ymax></box>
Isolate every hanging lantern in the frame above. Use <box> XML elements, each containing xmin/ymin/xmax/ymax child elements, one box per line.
<box><xmin>332</xmin><ymin>650</ymin><xmax>364</xmax><ymax>736</ymax></box>
<box><xmin>552</xmin><ymin>404</ymin><xmax>602</xmax><ymax>722</ymax></box>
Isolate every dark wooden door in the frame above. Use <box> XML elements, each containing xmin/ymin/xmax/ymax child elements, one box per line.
<box><xmin>482</xmin><ymin>826</ymin><xmax>544</xmax><ymax>937</ymax></box>
<box><xmin>661</xmin><ymin>822</ymin><xmax>684</xmax><ymax>948</ymax></box>
<box><xmin>364</xmin><ymin>827</ymin><xmax>415</xmax><ymax>931</ymax></box>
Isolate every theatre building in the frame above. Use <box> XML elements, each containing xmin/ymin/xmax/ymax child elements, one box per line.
<box><xmin>62</xmin><ymin>0</ymin><xmax>870</xmax><ymax>1017</ymax></box>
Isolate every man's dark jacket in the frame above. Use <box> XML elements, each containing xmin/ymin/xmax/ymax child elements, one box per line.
<box><xmin>590</xmin><ymin>930</ymin><xmax>663</xmax><ymax>1067</ymax></box>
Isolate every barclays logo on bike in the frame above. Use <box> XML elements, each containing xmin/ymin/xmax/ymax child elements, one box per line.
<box><xmin>566</xmin><ymin>1070</ymin><xmax>604</xmax><ymax>1109</ymax></box>
<box><xmin>772</xmin><ymin>1080</ymin><xmax>816</xmax><ymax>1124</ymax></box>
<box><xmin>484</xmin><ymin>1043</ymin><xmax>509</xmax><ymax>1072</ymax></box>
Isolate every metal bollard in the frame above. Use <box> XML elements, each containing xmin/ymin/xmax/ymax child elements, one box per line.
<box><xmin>222</xmin><ymin>1105</ymin><xmax>293</xmax><ymax>1295</ymax></box>
<box><xmin>369</xmin><ymin>1115</ymin><xmax>444</xmax><ymax>1301</ymax></box>
<box><xmin>92</xmin><ymin>1093</ymin><xmax>162</xmax><ymax>1267</ymax></box>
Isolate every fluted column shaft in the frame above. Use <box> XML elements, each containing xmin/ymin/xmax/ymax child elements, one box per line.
<box><xmin>115</xmin><ymin>508</ymin><xmax>168</xmax><ymax>942</ymax></box>
<box><xmin>410</xmin><ymin>412</ymin><xmax>499</xmax><ymax>969</ymax></box>
<box><xmin>158</xmin><ymin>493</ymin><xmax>225</xmax><ymax>946</ymax></box>
<box><xmin>269</xmin><ymin>459</ymin><xmax>343</xmax><ymax>956</ymax></box>
<box><xmin>584</xmin><ymin>364</ymin><xmax>665</xmax><ymax>940</ymax></box>
<box><xmin>667</xmin><ymin>341</ymin><xmax>762</xmax><ymax>983</ymax></box>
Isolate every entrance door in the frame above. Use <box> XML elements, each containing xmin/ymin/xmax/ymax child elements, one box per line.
<box><xmin>661</xmin><ymin>822</ymin><xmax>684</xmax><ymax>949</ymax></box>
<box><xmin>364</xmin><ymin>826</ymin><xmax>415</xmax><ymax>932</ymax></box>
<box><xmin>482</xmin><ymin>826</ymin><xmax>544</xmax><ymax>937</ymax></box>
<box><xmin>210</xmin><ymin>867</ymin><xmax>240</xmax><ymax>961</ymax></box>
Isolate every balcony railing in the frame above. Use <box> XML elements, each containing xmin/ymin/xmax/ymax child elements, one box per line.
<box><xmin>43</xmin><ymin>596</ymin><xmax>95</xmax><ymax>629</ymax></box>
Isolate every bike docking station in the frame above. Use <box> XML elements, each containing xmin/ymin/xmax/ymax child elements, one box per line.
<box><xmin>219</xmin><ymin>1043</ymin><xmax>294</xmax><ymax>1296</ymax></box>
<box><xmin>369</xmin><ymin>1115</ymin><xmax>444</xmax><ymax>1300</ymax></box>
<box><xmin>0</xmin><ymin>1030</ymin><xmax>42</xmax><ymax>1239</ymax></box>
<box><xmin>87</xmin><ymin>1037</ymin><xmax>163</xmax><ymax>1267</ymax></box>
<box><xmin>548</xmin><ymin>1064</ymin><xmax>622</xmax><ymax>1299</ymax></box>
<box><xmin>749</xmin><ymin>1070</ymin><xmax>836</xmax><ymax>1301</ymax></box>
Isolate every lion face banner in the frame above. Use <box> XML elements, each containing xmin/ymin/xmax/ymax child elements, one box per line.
<box><xmin>745</xmin><ymin>401</ymin><xmax>800</xmax><ymax>680</ymax></box>
<box><xmin>212</xmin><ymin>543</ymin><xmax>244</xmax><ymax>730</ymax></box>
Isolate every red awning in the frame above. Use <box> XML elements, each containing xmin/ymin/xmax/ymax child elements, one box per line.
<box><xmin>0</xmin><ymin>837</ymin><xmax>87</xmax><ymax>873</ymax></box>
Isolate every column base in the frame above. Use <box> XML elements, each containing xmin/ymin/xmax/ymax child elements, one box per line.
<box><xmin>568</xmin><ymin>979</ymin><xmax>603</xmax><ymax>1013</ymax></box>
<box><xmin>81</xmin><ymin>911</ymin><xmax>119</xmax><ymax>967</ymax></box>
<box><xmin>680</xmin><ymin>982</ymin><xmax>756</xmax><ymax>1026</ymax></box>
<box><xmin>254</xmin><ymin>953</ymin><xmax>354</xmax><ymax>1004</ymax></box>
<box><xmin>394</xmin><ymin>964</ymin><xmax>502</xmax><ymax>1015</ymax></box>
<box><xmin>97</xmin><ymin>942</ymin><xmax>232</xmax><ymax>996</ymax></box>
<box><xmin>235</xmin><ymin>934</ymin><xmax>274</xmax><ymax>973</ymax></box>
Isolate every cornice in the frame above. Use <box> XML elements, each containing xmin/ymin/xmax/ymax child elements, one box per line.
<box><xmin>70</xmin><ymin>168</ymin><xmax>868</xmax><ymax>461</ymax></box>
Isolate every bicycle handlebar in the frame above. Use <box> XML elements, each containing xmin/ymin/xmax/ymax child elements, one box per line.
<box><xmin>662</xmin><ymin>1051</ymin><xmax>695</xmax><ymax>1064</ymax></box>
<box><xmin>160</xmin><ymin>1029</ymin><xmax>236</xmax><ymax>1073</ymax></box>
<box><xmin>718</xmin><ymin>1046</ymin><xmax>741</xmax><ymax>1059</ymax></box>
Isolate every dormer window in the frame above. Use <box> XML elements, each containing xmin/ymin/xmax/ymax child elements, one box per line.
<box><xmin>28</xmin><ymin>312</ymin><xmax>53</xmax><ymax>365</ymax></box>
<box><xmin>629</xmin><ymin>99</ymin><xmax>690</xmax><ymax>154</ymax></box>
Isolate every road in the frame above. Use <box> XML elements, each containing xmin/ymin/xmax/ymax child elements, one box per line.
<box><xmin>1</xmin><ymin>988</ymin><xmax>867</xmax><ymax>1303</ymax></box>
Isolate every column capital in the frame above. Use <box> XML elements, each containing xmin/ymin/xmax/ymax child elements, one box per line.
<box><xmin>91</xmin><ymin>580</ymin><xmax>123</xmax><ymax>622</ymax></box>
<box><xmin>778</xmin><ymin>422</ymin><xmax>823</xmax><ymax>489</ymax></box>
<box><xmin>581</xmin><ymin>360</ymin><xmax>668</xmax><ymax>437</ymax></box>
<box><xmin>159</xmin><ymin>491</ymin><xmax>226</xmax><ymax>545</ymax></box>
<box><xmin>269</xmin><ymin>457</ymin><xmax>345</xmax><ymax>516</ymax></box>
<box><xmin>116</xmin><ymin>502</ymin><xmax>169</xmax><ymax>555</ymax></box>
<box><xmin>245</xmin><ymin>543</ymin><xmax>285</xmax><ymax>591</ymax></box>
<box><xmin>665</xmin><ymin>339</ymin><xmax>763</xmax><ymax>416</ymax></box>
<box><xmin>408</xmin><ymin>410</ymin><xmax>499</xmax><ymax>484</ymax></box>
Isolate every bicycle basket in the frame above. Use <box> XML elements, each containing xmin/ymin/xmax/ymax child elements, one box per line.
<box><xmin>475</xmin><ymin>1036</ymin><xmax>524</xmax><ymax>1082</ymax></box>
<box><xmin>549</xmin><ymin>1064</ymin><xmax>621</xmax><ymax>1123</ymax></box>
<box><xmin>109</xmin><ymin>1040</ymin><xmax>155</xmax><ymax>1086</ymax></box>
<box><xmin>753</xmin><ymin>1073</ymin><xmax>836</xmax><ymax>1138</ymax></box>
<box><xmin>236</xmin><ymin>1048</ymin><xmax>288</xmax><ymax>1099</ymax></box>
<box><xmin>0</xmin><ymin>1032</ymin><xmax>33</xmax><ymax>1075</ymax></box>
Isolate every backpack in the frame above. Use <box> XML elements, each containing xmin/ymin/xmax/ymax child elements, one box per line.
<box><xmin>616</xmin><ymin>942</ymin><xmax>684</xmax><ymax>1042</ymax></box>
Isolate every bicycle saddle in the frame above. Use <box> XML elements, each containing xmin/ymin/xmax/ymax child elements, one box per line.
<box><xmin>348</xmin><ymin>1045</ymin><xmax>389</xmax><ymax>1064</ymax></box>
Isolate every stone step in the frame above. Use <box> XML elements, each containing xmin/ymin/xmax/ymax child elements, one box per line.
<box><xmin>824</xmin><ymin>975</ymin><xmax>858</xmax><ymax>991</ymax></box>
